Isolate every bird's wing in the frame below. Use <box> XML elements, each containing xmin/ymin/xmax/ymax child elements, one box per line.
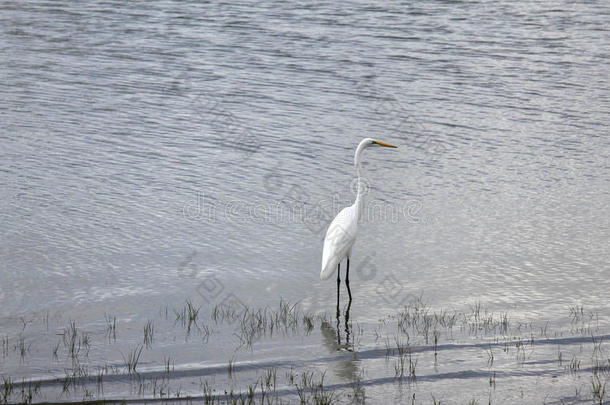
<box><xmin>320</xmin><ymin>204</ymin><xmax>358</xmax><ymax>280</ymax></box>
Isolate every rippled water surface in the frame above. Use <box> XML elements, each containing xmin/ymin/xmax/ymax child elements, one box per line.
<box><xmin>1</xmin><ymin>1</ymin><xmax>609</xmax><ymax>403</ymax></box>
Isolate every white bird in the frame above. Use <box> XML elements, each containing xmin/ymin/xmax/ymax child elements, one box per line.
<box><xmin>320</xmin><ymin>138</ymin><xmax>397</xmax><ymax>306</ymax></box>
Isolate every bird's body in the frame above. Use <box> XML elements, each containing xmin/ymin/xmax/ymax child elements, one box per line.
<box><xmin>320</xmin><ymin>138</ymin><xmax>397</xmax><ymax>305</ymax></box>
<box><xmin>320</xmin><ymin>204</ymin><xmax>358</xmax><ymax>280</ymax></box>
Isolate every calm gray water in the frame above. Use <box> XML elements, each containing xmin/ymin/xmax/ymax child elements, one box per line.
<box><xmin>1</xmin><ymin>1</ymin><xmax>609</xmax><ymax>403</ymax></box>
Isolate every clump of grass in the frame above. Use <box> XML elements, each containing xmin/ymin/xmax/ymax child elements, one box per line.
<box><xmin>486</xmin><ymin>345</ymin><xmax>494</xmax><ymax>367</ymax></box>
<box><xmin>164</xmin><ymin>356</ymin><xmax>174</xmax><ymax>373</ymax></box>
<box><xmin>60</xmin><ymin>321</ymin><xmax>90</xmax><ymax>360</ymax></box>
<box><xmin>592</xmin><ymin>359</ymin><xmax>610</xmax><ymax>376</ymax></box>
<box><xmin>263</xmin><ymin>368</ymin><xmax>277</xmax><ymax>393</ymax></box>
<box><xmin>104</xmin><ymin>314</ymin><xmax>116</xmax><ymax>342</ymax></box>
<box><xmin>566</xmin><ymin>354</ymin><xmax>581</xmax><ymax>374</ymax></box>
<box><xmin>1</xmin><ymin>376</ymin><xmax>13</xmax><ymax>403</ymax></box>
<box><xmin>395</xmin><ymin>354</ymin><xmax>407</xmax><ymax>378</ymax></box>
<box><xmin>61</xmin><ymin>357</ymin><xmax>90</xmax><ymax>395</ymax></box>
<box><xmin>396</xmin><ymin>296</ymin><xmax>457</xmax><ymax>342</ymax></box>
<box><xmin>489</xmin><ymin>370</ymin><xmax>496</xmax><ymax>388</ymax></box>
<box><xmin>395</xmin><ymin>335</ymin><xmax>409</xmax><ymax>356</ymax></box>
<box><xmin>82</xmin><ymin>387</ymin><xmax>94</xmax><ymax>401</ymax></box>
<box><xmin>186</xmin><ymin>300</ymin><xmax>200</xmax><ymax>322</ymax></box>
<box><xmin>150</xmin><ymin>377</ymin><xmax>171</xmax><ymax>398</ymax></box>
<box><xmin>351</xmin><ymin>374</ymin><xmax>365</xmax><ymax>405</ymax></box>
<box><xmin>42</xmin><ymin>310</ymin><xmax>50</xmax><ymax>330</ymax></box>
<box><xmin>143</xmin><ymin>319</ymin><xmax>154</xmax><ymax>348</ymax></box>
<box><xmin>1</xmin><ymin>335</ymin><xmax>8</xmax><ymax>359</ymax></box>
<box><xmin>200</xmin><ymin>323</ymin><xmax>212</xmax><ymax>342</ymax></box>
<box><xmin>592</xmin><ymin>335</ymin><xmax>604</xmax><ymax>357</ymax></box>
<box><xmin>174</xmin><ymin>299</ymin><xmax>200</xmax><ymax>333</ymax></box>
<box><xmin>196</xmin><ymin>367</ymin><xmax>335</xmax><ymax>404</ymax></box>
<box><xmin>62</xmin><ymin>370</ymin><xmax>78</xmax><ymax>394</ymax></box>
<box><xmin>122</xmin><ymin>345</ymin><xmax>144</xmax><ymax>374</ymax></box>
<box><xmin>18</xmin><ymin>379</ymin><xmax>40</xmax><ymax>404</ymax></box>
<box><xmin>294</xmin><ymin>371</ymin><xmax>336</xmax><ymax>405</ymax></box>
<box><xmin>213</xmin><ymin>298</ymin><xmax>317</xmax><ymax>348</ymax></box>
<box><xmin>303</xmin><ymin>314</ymin><xmax>314</xmax><ymax>333</ymax></box>
<box><xmin>200</xmin><ymin>380</ymin><xmax>216</xmax><ymax>404</ymax></box>
<box><xmin>394</xmin><ymin>353</ymin><xmax>417</xmax><ymax>380</ymax></box>
<box><xmin>96</xmin><ymin>370</ymin><xmax>104</xmax><ymax>396</ymax></box>
<box><xmin>14</xmin><ymin>334</ymin><xmax>30</xmax><ymax>360</ymax></box>
<box><xmin>592</xmin><ymin>372</ymin><xmax>606</xmax><ymax>404</ymax></box>
<box><xmin>514</xmin><ymin>336</ymin><xmax>527</xmax><ymax>363</ymax></box>
<box><xmin>568</xmin><ymin>304</ymin><xmax>599</xmax><ymax>335</ymax></box>
<box><xmin>569</xmin><ymin>304</ymin><xmax>584</xmax><ymax>323</ymax></box>
<box><xmin>228</xmin><ymin>355</ymin><xmax>235</xmax><ymax>377</ymax></box>
<box><xmin>467</xmin><ymin>302</ymin><xmax>509</xmax><ymax>335</ymax></box>
<box><xmin>286</xmin><ymin>367</ymin><xmax>295</xmax><ymax>385</ymax></box>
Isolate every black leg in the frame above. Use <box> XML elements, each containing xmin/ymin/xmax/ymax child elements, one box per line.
<box><xmin>336</xmin><ymin>263</ymin><xmax>341</xmax><ymax>319</ymax></box>
<box><xmin>344</xmin><ymin>297</ymin><xmax>352</xmax><ymax>347</ymax></box>
<box><xmin>346</xmin><ymin>258</ymin><xmax>352</xmax><ymax>301</ymax></box>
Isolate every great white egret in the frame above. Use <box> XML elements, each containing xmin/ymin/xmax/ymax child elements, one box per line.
<box><xmin>320</xmin><ymin>138</ymin><xmax>397</xmax><ymax>306</ymax></box>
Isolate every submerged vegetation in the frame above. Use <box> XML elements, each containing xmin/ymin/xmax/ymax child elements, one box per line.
<box><xmin>0</xmin><ymin>297</ymin><xmax>608</xmax><ymax>404</ymax></box>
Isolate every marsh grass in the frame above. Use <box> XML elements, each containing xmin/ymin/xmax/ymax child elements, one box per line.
<box><xmin>567</xmin><ymin>355</ymin><xmax>581</xmax><ymax>374</ymax></box>
<box><xmin>303</xmin><ymin>314</ymin><xmax>314</xmax><ymax>333</ymax></box>
<box><xmin>228</xmin><ymin>355</ymin><xmax>235</xmax><ymax>377</ymax></box>
<box><xmin>52</xmin><ymin>340</ymin><xmax>60</xmax><ymax>360</ymax></box>
<box><xmin>590</xmin><ymin>337</ymin><xmax>610</xmax><ymax>405</ymax></box>
<box><xmin>591</xmin><ymin>373</ymin><xmax>606</xmax><ymax>404</ymax></box>
<box><xmin>95</xmin><ymin>370</ymin><xmax>104</xmax><ymax>396</ymax></box>
<box><xmin>1</xmin><ymin>377</ymin><xmax>13</xmax><ymax>403</ymax></box>
<box><xmin>174</xmin><ymin>299</ymin><xmax>201</xmax><ymax>334</ymax></box>
<box><xmin>466</xmin><ymin>302</ymin><xmax>509</xmax><ymax>336</ymax></box>
<box><xmin>396</xmin><ymin>296</ymin><xmax>456</xmax><ymax>341</ymax></box>
<box><xmin>212</xmin><ymin>298</ymin><xmax>316</xmax><ymax>348</ymax></box>
<box><xmin>569</xmin><ymin>305</ymin><xmax>584</xmax><ymax>323</ymax></box>
<box><xmin>295</xmin><ymin>371</ymin><xmax>336</xmax><ymax>405</ymax></box>
<box><xmin>198</xmin><ymin>367</ymin><xmax>334</xmax><ymax>405</ymax></box>
<box><xmin>592</xmin><ymin>335</ymin><xmax>604</xmax><ymax>357</ymax></box>
<box><xmin>1</xmin><ymin>335</ymin><xmax>8</xmax><ymax>359</ymax></box>
<box><xmin>61</xmin><ymin>372</ymin><xmax>74</xmax><ymax>395</ymax></box>
<box><xmin>14</xmin><ymin>334</ymin><xmax>29</xmax><ymax>361</ymax></box>
<box><xmin>122</xmin><ymin>345</ymin><xmax>144</xmax><ymax>374</ymax></box>
<box><xmin>569</xmin><ymin>304</ymin><xmax>600</xmax><ymax>335</ymax></box>
<box><xmin>60</xmin><ymin>321</ymin><xmax>90</xmax><ymax>360</ymax></box>
<box><xmin>17</xmin><ymin>379</ymin><xmax>40</xmax><ymax>404</ymax></box>
<box><xmin>1</xmin><ymin>299</ymin><xmax>608</xmax><ymax>404</ymax></box>
<box><xmin>104</xmin><ymin>314</ymin><xmax>116</xmax><ymax>342</ymax></box>
<box><xmin>391</xmin><ymin>297</ymin><xmax>518</xmax><ymax>362</ymax></box>
<box><xmin>164</xmin><ymin>355</ymin><xmax>174</xmax><ymax>373</ymax></box>
<box><xmin>485</xmin><ymin>345</ymin><xmax>494</xmax><ymax>367</ymax></box>
<box><xmin>349</xmin><ymin>374</ymin><xmax>365</xmax><ymax>405</ymax></box>
<box><xmin>143</xmin><ymin>319</ymin><xmax>154</xmax><ymax>348</ymax></box>
<box><xmin>489</xmin><ymin>370</ymin><xmax>496</xmax><ymax>388</ymax></box>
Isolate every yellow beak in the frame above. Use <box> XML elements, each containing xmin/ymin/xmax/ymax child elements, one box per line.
<box><xmin>373</xmin><ymin>140</ymin><xmax>397</xmax><ymax>148</ymax></box>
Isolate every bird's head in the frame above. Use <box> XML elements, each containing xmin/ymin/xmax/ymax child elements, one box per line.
<box><xmin>354</xmin><ymin>138</ymin><xmax>397</xmax><ymax>167</ymax></box>
<box><xmin>367</xmin><ymin>138</ymin><xmax>397</xmax><ymax>148</ymax></box>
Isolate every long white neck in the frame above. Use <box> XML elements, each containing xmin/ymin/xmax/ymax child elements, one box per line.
<box><xmin>354</xmin><ymin>140</ymin><xmax>368</xmax><ymax>219</ymax></box>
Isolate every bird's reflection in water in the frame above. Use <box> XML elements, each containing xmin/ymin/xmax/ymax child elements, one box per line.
<box><xmin>334</xmin><ymin>299</ymin><xmax>352</xmax><ymax>350</ymax></box>
<box><xmin>321</xmin><ymin>300</ymin><xmax>362</xmax><ymax>384</ymax></box>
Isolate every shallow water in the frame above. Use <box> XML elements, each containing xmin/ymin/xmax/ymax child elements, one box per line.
<box><xmin>1</xmin><ymin>0</ymin><xmax>609</xmax><ymax>403</ymax></box>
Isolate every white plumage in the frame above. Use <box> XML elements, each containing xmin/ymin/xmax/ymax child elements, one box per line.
<box><xmin>320</xmin><ymin>205</ymin><xmax>358</xmax><ymax>280</ymax></box>
<box><xmin>319</xmin><ymin>138</ymin><xmax>397</xmax><ymax>301</ymax></box>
